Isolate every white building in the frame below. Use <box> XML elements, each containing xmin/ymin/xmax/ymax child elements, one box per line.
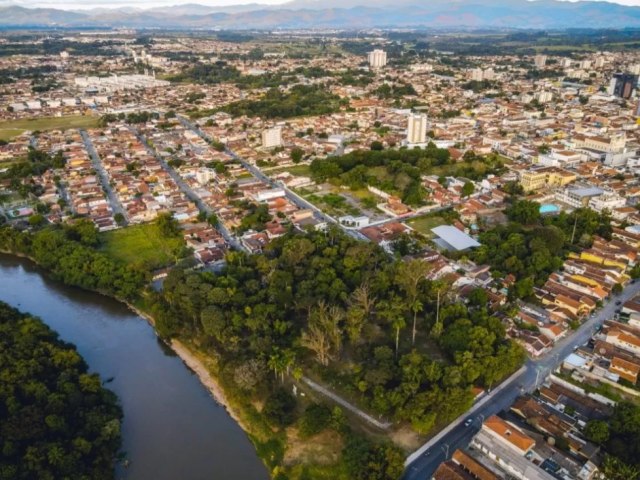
<box><xmin>589</xmin><ymin>192</ymin><xmax>627</xmax><ymax>212</ymax></box>
<box><xmin>262</xmin><ymin>127</ymin><xmax>283</xmax><ymax>148</ymax></box>
<box><xmin>535</xmin><ymin>91</ymin><xmax>553</xmax><ymax>104</ymax></box>
<box><xmin>534</xmin><ymin>55</ymin><xmax>548</xmax><ymax>68</ymax></box>
<box><xmin>406</xmin><ymin>113</ymin><xmax>428</xmax><ymax>145</ymax></box>
<box><xmin>368</xmin><ymin>49</ymin><xmax>387</xmax><ymax>69</ymax></box>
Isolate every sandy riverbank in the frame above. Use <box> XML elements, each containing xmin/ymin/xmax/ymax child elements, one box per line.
<box><xmin>125</xmin><ymin>303</ymin><xmax>249</xmax><ymax>435</ymax></box>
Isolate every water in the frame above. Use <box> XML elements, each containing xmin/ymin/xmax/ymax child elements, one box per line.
<box><xmin>0</xmin><ymin>253</ymin><xmax>268</xmax><ymax>480</ymax></box>
<box><xmin>539</xmin><ymin>204</ymin><xmax>560</xmax><ymax>214</ymax></box>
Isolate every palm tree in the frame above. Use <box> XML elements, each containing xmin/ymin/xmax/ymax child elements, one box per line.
<box><xmin>396</xmin><ymin>259</ymin><xmax>432</xmax><ymax>346</ymax></box>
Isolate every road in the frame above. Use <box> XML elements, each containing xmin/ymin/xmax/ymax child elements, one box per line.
<box><xmin>403</xmin><ymin>280</ymin><xmax>640</xmax><ymax>480</ymax></box>
<box><xmin>79</xmin><ymin>129</ymin><xmax>128</xmax><ymax>225</ymax></box>
<box><xmin>175</xmin><ymin>115</ymin><xmax>370</xmax><ymax>242</ymax></box>
<box><xmin>129</xmin><ymin>126</ymin><xmax>247</xmax><ymax>253</ymax></box>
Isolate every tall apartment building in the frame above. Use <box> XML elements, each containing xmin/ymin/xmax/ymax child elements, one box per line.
<box><xmin>609</xmin><ymin>73</ymin><xmax>639</xmax><ymax>99</ymax></box>
<box><xmin>367</xmin><ymin>49</ymin><xmax>387</xmax><ymax>69</ymax></box>
<box><xmin>262</xmin><ymin>127</ymin><xmax>282</xmax><ymax>148</ymax></box>
<box><xmin>406</xmin><ymin>113</ymin><xmax>428</xmax><ymax>145</ymax></box>
<box><xmin>534</xmin><ymin>55</ymin><xmax>548</xmax><ymax>68</ymax></box>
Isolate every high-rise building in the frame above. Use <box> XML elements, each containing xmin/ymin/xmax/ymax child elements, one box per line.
<box><xmin>610</xmin><ymin>73</ymin><xmax>639</xmax><ymax>99</ymax></box>
<box><xmin>470</xmin><ymin>68</ymin><xmax>484</xmax><ymax>82</ymax></box>
<box><xmin>534</xmin><ymin>55</ymin><xmax>548</xmax><ymax>68</ymax></box>
<box><xmin>406</xmin><ymin>114</ymin><xmax>428</xmax><ymax>145</ymax></box>
<box><xmin>368</xmin><ymin>49</ymin><xmax>387</xmax><ymax>69</ymax></box>
<box><xmin>262</xmin><ymin>127</ymin><xmax>282</xmax><ymax>148</ymax></box>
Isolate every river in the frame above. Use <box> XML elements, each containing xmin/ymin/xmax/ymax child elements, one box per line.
<box><xmin>0</xmin><ymin>253</ymin><xmax>268</xmax><ymax>480</ymax></box>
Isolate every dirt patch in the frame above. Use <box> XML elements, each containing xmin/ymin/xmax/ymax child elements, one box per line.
<box><xmin>390</xmin><ymin>425</ymin><xmax>423</xmax><ymax>452</ymax></box>
<box><xmin>284</xmin><ymin>428</ymin><xmax>343</xmax><ymax>466</ymax></box>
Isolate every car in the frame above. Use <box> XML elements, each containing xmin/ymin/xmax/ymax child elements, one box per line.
<box><xmin>616</xmin><ymin>300</ymin><xmax>622</xmax><ymax>306</ymax></box>
<box><xmin>464</xmin><ymin>418</ymin><xmax>474</xmax><ymax>427</ymax></box>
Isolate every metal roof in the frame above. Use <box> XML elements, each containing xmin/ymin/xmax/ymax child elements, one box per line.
<box><xmin>431</xmin><ymin>225</ymin><xmax>481</xmax><ymax>251</ymax></box>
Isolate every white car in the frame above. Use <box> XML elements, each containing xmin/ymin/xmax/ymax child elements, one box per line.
<box><xmin>464</xmin><ymin>418</ymin><xmax>474</xmax><ymax>427</ymax></box>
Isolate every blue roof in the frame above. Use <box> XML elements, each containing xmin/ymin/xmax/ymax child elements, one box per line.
<box><xmin>431</xmin><ymin>225</ymin><xmax>480</xmax><ymax>251</ymax></box>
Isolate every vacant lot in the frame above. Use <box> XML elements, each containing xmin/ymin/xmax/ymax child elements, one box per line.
<box><xmin>99</xmin><ymin>223</ymin><xmax>185</xmax><ymax>270</ymax></box>
<box><xmin>0</xmin><ymin>115</ymin><xmax>100</xmax><ymax>141</ymax></box>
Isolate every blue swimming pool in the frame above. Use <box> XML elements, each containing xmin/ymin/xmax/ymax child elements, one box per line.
<box><xmin>540</xmin><ymin>204</ymin><xmax>560</xmax><ymax>214</ymax></box>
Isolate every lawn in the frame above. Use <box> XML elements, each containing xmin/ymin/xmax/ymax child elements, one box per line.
<box><xmin>407</xmin><ymin>215</ymin><xmax>447</xmax><ymax>236</ymax></box>
<box><xmin>0</xmin><ymin>115</ymin><xmax>100</xmax><ymax>141</ymax></box>
<box><xmin>99</xmin><ymin>223</ymin><xmax>185</xmax><ymax>270</ymax></box>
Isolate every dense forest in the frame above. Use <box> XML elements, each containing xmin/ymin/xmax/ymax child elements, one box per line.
<box><xmin>217</xmin><ymin>85</ymin><xmax>343</xmax><ymax>120</ymax></box>
<box><xmin>148</xmin><ymin>227</ymin><xmax>524</xmax><ymax>437</ymax></box>
<box><xmin>309</xmin><ymin>145</ymin><xmax>504</xmax><ymax>206</ymax></box>
<box><xmin>0</xmin><ymin>222</ymin><xmax>147</xmax><ymax>300</ymax></box>
<box><xmin>0</xmin><ymin>302</ymin><xmax>122</xmax><ymax>480</ymax></box>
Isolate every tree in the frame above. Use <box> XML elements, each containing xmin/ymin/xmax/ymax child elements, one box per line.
<box><xmin>584</xmin><ymin>419</ymin><xmax>610</xmax><ymax>445</ymax></box>
<box><xmin>396</xmin><ymin>259</ymin><xmax>432</xmax><ymax>346</ymax></box>
<box><xmin>506</xmin><ymin>200</ymin><xmax>541</xmax><ymax>225</ymax></box>
<box><xmin>345</xmin><ymin>283</ymin><xmax>376</xmax><ymax>344</ymax></box>
<box><xmin>298</xmin><ymin>403</ymin><xmax>332</xmax><ymax>437</ymax></box>
<box><xmin>301</xmin><ymin>301</ymin><xmax>344</xmax><ymax>366</ymax></box>
<box><xmin>461</xmin><ymin>181</ymin><xmax>475</xmax><ymax>198</ymax></box>
<box><xmin>263</xmin><ymin>388</ymin><xmax>297</xmax><ymax>428</ymax></box>
<box><xmin>370</xmin><ymin>141</ymin><xmax>384</xmax><ymax>151</ymax></box>
<box><xmin>612</xmin><ymin>283</ymin><xmax>623</xmax><ymax>295</ymax></box>
<box><xmin>291</xmin><ymin>147</ymin><xmax>304</xmax><ymax>163</ymax></box>
<box><xmin>155</xmin><ymin>212</ymin><xmax>181</xmax><ymax>237</ymax></box>
<box><xmin>600</xmin><ymin>455</ymin><xmax>640</xmax><ymax>480</ymax></box>
<box><xmin>28</xmin><ymin>213</ymin><xmax>45</xmax><ymax>227</ymax></box>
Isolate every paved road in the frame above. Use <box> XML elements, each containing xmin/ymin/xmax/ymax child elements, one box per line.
<box><xmin>79</xmin><ymin>129</ymin><xmax>128</xmax><ymax>225</ymax></box>
<box><xmin>129</xmin><ymin>126</ymin><xmax>247</xmax><ymax>253</ymax></box>
<box><xmin>403</xmin><ymin>281</ymin><xmax>640</xmax><ymax>480</ymax></box>
<box><xmin>175</xmin><ymin>116</ymin><xmax>371</xmax><ymax>242</ymax></box>
<box><xmin>301</xmin><ymin>376</ymin><xmax>392</xmax><ymax>430</ymax></box>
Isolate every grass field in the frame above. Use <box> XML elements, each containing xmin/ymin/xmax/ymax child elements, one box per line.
<box><xmin>267</xmin><ymin>164</ymin><xmax>312</xmax><ymax>177</ymax></box>
<box><xmin>407</xmin><ymin>215</ymin><xmax>447</xmax><ymax>236</ymax></box>
<box><xmin>99</xmin><ymin>223</ymin><xmax>185</xmax><ymax>270</ymax></box>
<box><xmin>0</xmin><ymin>115</ymin><xmax>100</xmax><ymax>141</ymax></box>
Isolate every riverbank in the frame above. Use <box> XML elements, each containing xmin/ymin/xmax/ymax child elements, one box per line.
<box><xmin>0</xmin><ymin>248</ymin><xmax>272</xmax><ymax>475</ymax></box>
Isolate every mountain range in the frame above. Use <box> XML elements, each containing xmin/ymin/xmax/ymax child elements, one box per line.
<box><xmin>1</xmin><ymin>0</ymin><xmax>640</xmax><ymax>29</ymax></box>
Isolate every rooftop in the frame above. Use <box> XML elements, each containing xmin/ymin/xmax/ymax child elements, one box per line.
<box><xmin>431</xmin><ymin>225</ymin><xmax>481</xmax><ymax>251</ymax></box>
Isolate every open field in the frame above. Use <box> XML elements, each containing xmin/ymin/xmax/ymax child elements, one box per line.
<box><xmin>0</xmin><ymin>115</ymin><xmax>100</xmax><ymax>141</ymax></box>
<box><xmin>407</xmin><ymin>214</ymin><xmax>447</xmax><ymax>236</ymax></box>
<box><xmin>266</xmin><ymin>164</ymin><xmax>312</xmax><ymax>177</ymax></box>
<box><xmin>99</xmin><ymin>223</ymin><xmax>185</xmax><ymax>270</ymax></box>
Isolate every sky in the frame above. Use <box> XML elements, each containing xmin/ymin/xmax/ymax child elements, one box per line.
<box><xmin>2</xmin><ymin>0</ymin><xmax>640</xmax><ymax>10</ymax></box>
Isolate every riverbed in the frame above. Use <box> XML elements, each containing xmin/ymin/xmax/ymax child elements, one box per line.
<box><xmin>0</xmin><ymin>253</ymin><xmax>268</xmax><ymax>480</ymax></box>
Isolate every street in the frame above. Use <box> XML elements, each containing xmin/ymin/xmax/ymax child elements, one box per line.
<box><xmin>129</xmin><ymin>125</ymin><xmax>247</xmax><ymax>253</ymax></box>
<box><xmin>79</xmin><ymin>129</ymin><xmax>128</xmax><ymax>225</ymax></box>
<box><xmin>403</xmin><ymin>280</ymin><xmax>640</xmax><ymax>480</ymax></box>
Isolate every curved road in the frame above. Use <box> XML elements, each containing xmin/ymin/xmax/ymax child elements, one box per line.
<box><xmin>403</xmin><ymin>280</ymin><xmax>640</xmax><ymax>480</ymax></box>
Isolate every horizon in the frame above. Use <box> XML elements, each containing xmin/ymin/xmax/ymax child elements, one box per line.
<box><xmin>2</xmin><ymin>0</ymin><xmax>640</xmax><ymax>11</ymax></box>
